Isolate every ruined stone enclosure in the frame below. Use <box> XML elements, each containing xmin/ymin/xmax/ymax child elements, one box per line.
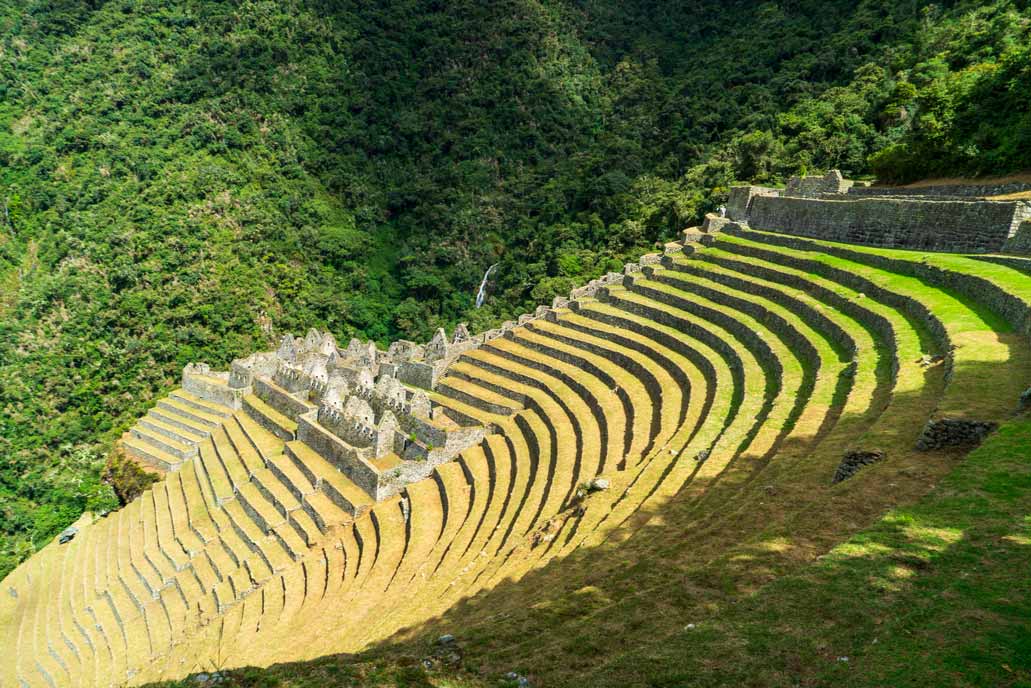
<box><xmin>4</xmin><ymin>194</ymin><xmax>1031</xmax><ymax>687</ymax></box>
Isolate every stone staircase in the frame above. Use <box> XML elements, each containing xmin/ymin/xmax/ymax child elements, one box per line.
<box><xmin>121</xmin><ymin>390</ymin><xmax>232</xmax><ymax>471</ymax></box>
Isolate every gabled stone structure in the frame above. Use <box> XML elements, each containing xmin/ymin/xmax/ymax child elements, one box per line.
<box><xmin>132</xmin><ymin>322</ymin><xmax>498</xmax><ymax>502</ymax></box>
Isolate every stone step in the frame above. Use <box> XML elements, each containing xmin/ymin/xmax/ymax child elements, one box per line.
<box><xmin>190</xmin><ymin>550</ymin><xmax>220</xmax><ymax>592</ymax></box>
<box><xmin>169</xmin><ymin>389</ymin><xmax>233</xmax><ymax>417</ymax></box>
<box><xmin>221</xmin><ymin>500</ymin><xmax>293</xmax><ymax>574</ymax></box>
<box><xmin>121</xmin><ymin>435</ymin><xmax>183</xmax><ymax>471</ymax></box>
<box><xmin>161</xmin><ymin>475</ymin><xmax>206</xmax><ymax>557</ymax></box>
<box><xmin>236</xmin><ymin>412</ymin><xmax>287</xmax><ymax>459</ymax></box>
<box><xmin>158</xmin><ymin>583</ymin><xmax>188</xmax><ymax>640</ymax></box>
<box><xmin>267</xmin><ymin>453</ymin><xmax>316</xmax><ymax>501</ymax></box>
<box><xmin>211</xmin><ymin>426</ymin><xmax>253</xmax><ymax>493</ymax></box>
<box><xmin>473</xmin><ymin>340</ymin><xmax>629</xmax><ymax>473</ymax></box>
<box><xmin>212</xmin><ymin>578</ymin><xmax>236</xmax><ymax>614</ymax></box>
<box><xmin>428</xmin><ymin>391</ymin><xmax>508</xmax><ymax>428</ymax></box>
<box><xmin>447</xmin><ymin>362</ymin><xmax>529</xmax><ymax>404</ymax></box>
<box><xmin>222</xmin><ymin>418</ymin><xmax>268</xmax><ymax>477</ymax></box>
<box><xmin>436</xmin><ymin>376</ymin><xmax>521</xmax><ymax>416</ymax></box>
<box><xmin>457</xmin><ymin>348</ymin><xmax>602</xmax><ymax>506</ymax></box>
<box><xmin>208</xmin><ymin>510</ymin><xmax>253</xmax><ymax>570</ymax></box>
<box><xmin>251</xmin><ymin>467</ymin><xmax>302</xmax><ymax>517</ymax></box>
<box><xmin>128</xmin><ymin>424</ymin><xmax>198</xmax><ymax>461</ymax></box>
<box><xmin>139</xmin><ymin>412</ymin><xmax>207</xmax><ymax>449</ymax></box>
<box><xmin>196</xmin><ymin>440</ymin><xmax>236</xmax><ymax>505</ymax></box>
<box><xmin>363</xmin><ymin>496</ymin><xmax>407</xmax><ymax>587</ymax></box>
<box><xmin>237</xmin><ymin>481</ymin><xmax>290</xmax><ymax>534</ymax></box>
<box><xmin>288</xmin><ymin>508</ymin><xmax>323</xmax><ymax>546</ymax></box>
<box><xmin>175</xmin><ymin>463</ymin><xmax>219</xmax><ymax>544</ymax></box>
<box><xmin>149</xmin><ymin>404</ymin><xmax>216</xmax><ymax>438</ymax></box>
<box><xmin>145</xmin><ymin>487</ymin><xmax>189</xmax><ymax>575</ymax></box>
<box><xmin>285</xmin><ymin>441</ymin><xmax>373</xmax><ymax>516</ymax></box>
<box><xmin>172</xmin><ymin>568</ymin><xmax>203</xmax><ymax>620</ymax></box>
<box><xmin>271</xmin><ymin>523</ymin><xmax>309</xmax><ymax>561</ymax></box>
<box><xmin>302</xmin><ymin>491</ymin><xmax>352</xmax><ymax>532</ymax></box>
<box><xmin>201</xmin><ymin>541</ymin><xmax>234</xmax><ymax>585</ymax></box>
<box><xmin>157</xmin><ymin>396</ymin><xmax>225</xmax><ymax>428</ymax></box>
<box><xmin>243</xmin><ymin>394</ymin><xmax>298</xmax><ymax>441</ymax></box>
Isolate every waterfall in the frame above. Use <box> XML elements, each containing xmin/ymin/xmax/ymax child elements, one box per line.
<box><xmin>475</xmin><ymin>263</ymin><xmax>499</xmax><ymax>308</ymax></box>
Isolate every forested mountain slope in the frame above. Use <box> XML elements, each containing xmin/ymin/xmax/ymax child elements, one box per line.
<box><xmin>0</xmin><ymin>0</ymin><xmax>1029</xmax><ymax>577</ymax></box>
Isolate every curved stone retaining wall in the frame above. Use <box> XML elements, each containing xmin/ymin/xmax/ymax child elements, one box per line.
<box><xmin>747</xmin><ymin>194</ymin><xmax>1029</xmax><ymax>254</ymax></box>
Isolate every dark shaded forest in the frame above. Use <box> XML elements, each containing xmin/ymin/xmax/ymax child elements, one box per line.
<box><xmin>0</xmin><ymin>0</ymin><xmax>1029</xmax><ymax>576</ymax></box>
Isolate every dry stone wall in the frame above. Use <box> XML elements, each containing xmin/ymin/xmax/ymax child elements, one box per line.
<box><xmin>730</xmin><ymin>170</ymin><xmax>1031</xmax><ymax>255</ymax></box>
<box><xmin>847</xmin><ymin>180</ymin><xmax>1031</xmax><ymax>198</ymax></box>
<box><xmin>162</xmin><ymin>241</ymin><xmax>695</xmax><ymax>504</ymax></box>
<box><xmin>747</xmin><ymin>194</ymin><xmax>1028</xmax><ymax>254</ymax></box>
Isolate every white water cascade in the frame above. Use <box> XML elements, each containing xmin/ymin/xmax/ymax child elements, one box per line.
<box><xmin>475</xmin><ymin>263</ymin><xmax>499</xmax><ymax>308</ymax></box>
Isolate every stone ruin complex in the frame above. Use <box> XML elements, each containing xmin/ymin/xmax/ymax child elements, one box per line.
<box><xmin>121</xmin><ymin>243</ymin><xmax>691</xmax><ymax>511</ymax></box>
<box><xmin>8</xmin><ymin>172</ymin><xmax>1031</xmax><ymax>687</ymax></box>
<box><xmin>125</xmin><ymin>324</ymin><xmax>498</xmax><ymax>505</ymax></box>
<box><xmin>728</xmin><ymin>170</ymin><xmax>1031</xmax><ymax>254</ymax></box>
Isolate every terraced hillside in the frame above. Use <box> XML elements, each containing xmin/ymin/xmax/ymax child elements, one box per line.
<box><xmin>3</xmin><ymin>224</ymin><xmax>1031</xmax><ymax>687</ymax></box>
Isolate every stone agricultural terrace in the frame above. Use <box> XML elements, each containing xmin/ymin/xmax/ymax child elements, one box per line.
<box><xmin>4</xmin><ymin>189</ymin><xmax>1031</xmax><ymax>687</ymax></box>
<box><xmin>123</xmin><ymin>324</ymin><xmax>494</xmax><ymax>506</ymax></box>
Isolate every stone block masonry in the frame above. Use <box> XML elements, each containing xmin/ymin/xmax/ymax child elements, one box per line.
<box><xmin>730</xmin><ymin>170</ymin><xmax>1031</xmax><ymax>255</ymax></box>
<box><xmin>748</xmin><ymin>194</ymin><xmax>1029</xmax><ymax>254</ymax></box>
<box><xmin>847</xmin><ymin>180</ymin><xmax>1031</xmax><ymax>198</ymax></box>
<box><xmin>727</xmin><ymin>184</ymin><xmax>778</xmax><ymax>222</ymax></box>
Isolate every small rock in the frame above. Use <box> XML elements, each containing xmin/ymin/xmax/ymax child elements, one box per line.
<box><xmin>837</xmin><ymin>656</ymin><xmax>849</xmax><ymax>663</ymax></box>
<box><xmin>685</xmin><ymin>623</ymin><xmax>696</xmax><ymax>630</ymax></box>
<box><xmin>193</xmin><ymin>674</ymin><xmax>209</xmax><ymax>684</ymax></box>
<box><xmin>437</xmin><ymin>633</ymin><xmax>456</xmax><ymax>645</ymax></box>
<box><xmin>694</xmin><ymin>449</ymin><xmax>710</xmax><ymax>463</ymax></box>
<box><xmin>422</xmin><ymin>658</ymin><xmax>434</xmax><ymax>670</ymax></box>
<box><xmin>587</xmin><ymin>478</ymin><xmax>609</xmax><ymax>492</ymax></box>
<box><xmin>58</xmin><ymin>526</ymin><xmax>78</xmax><ymax>545</ymax></box>
<box><xmin>833</xmin><ymin>449</ymin><xmax>885</xmax><ymax>483</ymax></box>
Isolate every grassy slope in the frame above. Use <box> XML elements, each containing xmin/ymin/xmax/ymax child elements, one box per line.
<box><xmin>608</xmin><ymin>414</ymin><xmax>1031</xmax><ymax>688</ymax></box>
<box><xmin>150</xmin><ymin>411</ymin><xmax>1031</xmax><ymax>688</ymax></box>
